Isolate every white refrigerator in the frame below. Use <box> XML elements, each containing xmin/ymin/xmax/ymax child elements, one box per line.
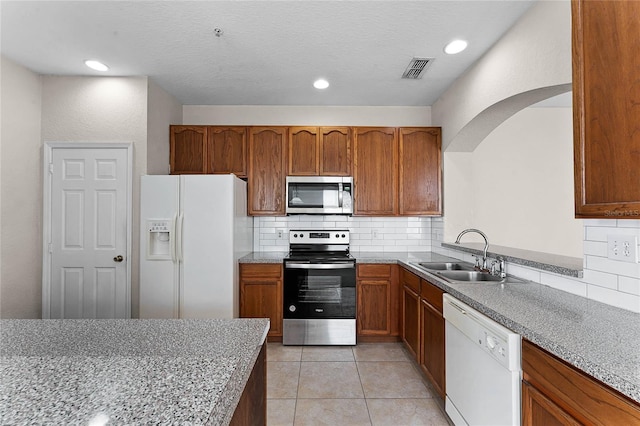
<box><xmin>139</xmin><ymin>174</ymin><xmax>253</xmax><ymax>319</ymax></box>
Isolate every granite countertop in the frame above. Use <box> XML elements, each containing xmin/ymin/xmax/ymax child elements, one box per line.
<box><xmin>399</xmin><ymin>261</ymin><xmax>640</xmax><ymax>404</ymax></box>
<box><xmin>0</xmin><ymin>318</ymin><xmax>270</xmax><ymax>425</ymax></box>
<box><xmin>239</xmin><ymin>251</ymin><xmax>287</xmax><ymax>263</ymax></box>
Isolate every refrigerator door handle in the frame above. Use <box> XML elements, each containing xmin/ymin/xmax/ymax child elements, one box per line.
<box><xmin>176</xmin><ymin>212</ymin><xmax>185</xmax><ymax>263</ymax></box>
<box><xmin>170</xmin><ymin>213</ymin><xmax>178</xmax><ymax>262</ymax></box>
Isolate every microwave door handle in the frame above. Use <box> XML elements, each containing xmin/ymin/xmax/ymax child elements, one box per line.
<box><xmin>338</xmin><ymin>183</ymin><xmax>343</xmax><ymax>207</ymax></box>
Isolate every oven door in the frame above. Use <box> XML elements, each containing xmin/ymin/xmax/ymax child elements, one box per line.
<box><xmin>283</xmin><ymin>261</ymin><xmax>356</xmax><ymax>319</ymax></box>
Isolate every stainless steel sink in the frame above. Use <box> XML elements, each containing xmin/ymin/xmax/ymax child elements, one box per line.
<box><xmin>436</xmin><ymin>270</ymin><xmax>504</xmax><ymax>282</ymax></box>
<box><xmin>410</xmin><ymin>261</ymin><xmax>527</xmax><ymax>284</ymax></box>
<box><xmin>415</xmin><ymin>262</ymin><xmax>475</xmax><ymax>271</ymax></box>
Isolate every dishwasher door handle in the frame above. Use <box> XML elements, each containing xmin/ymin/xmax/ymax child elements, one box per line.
<box><xmin>448</xmin><ymin>301</ymin><xmax>467</xmax><ymax>315</ymax></box>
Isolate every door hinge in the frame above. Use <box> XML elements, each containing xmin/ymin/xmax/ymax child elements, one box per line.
<box><xmin>48</xmin><ymin>163</ymin><xmax>53</xmax><ymax>174</ymax></box>
<box><xmin>48</xmin><ymin>243</ymin><xmax>52</xmax><ymax>253</ymax></box>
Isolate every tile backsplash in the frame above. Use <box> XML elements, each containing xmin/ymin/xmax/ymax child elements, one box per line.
<box><xmin>255</xmin><ymin>216</ymin><xmax>639</xmax><ymax>312</ymax></box>
<box><xmin>432</xmin><ymin>218</ymin><xmax>640</xmax><ymax>313</ymax></box>
<box><xmin>253</xmin><ymin>216</ymin><xmax>433</xmax><ymax>252</ymax></box>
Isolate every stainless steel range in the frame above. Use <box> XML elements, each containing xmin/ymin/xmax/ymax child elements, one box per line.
<box><xmin>282</xmin><ymin>230</ymin><xmax>356</xmax><ymax>345</ymax></box>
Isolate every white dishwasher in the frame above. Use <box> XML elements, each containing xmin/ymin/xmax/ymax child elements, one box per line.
<box><xmin>443</xmin><ymin>294</ymin><xmax>521</xmax><ymax>426</ymax></box>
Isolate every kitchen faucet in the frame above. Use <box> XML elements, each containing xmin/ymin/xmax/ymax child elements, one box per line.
<box><xmin>455</xmin><ymin>228</ymin><xmax>489</xmax><ymax>271</ymax></box>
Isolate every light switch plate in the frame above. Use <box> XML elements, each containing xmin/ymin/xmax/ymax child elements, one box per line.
<box><xmin>607</xmin><ymin>235</ymin><xmax>638</xmax><ymax>263</ymax></box>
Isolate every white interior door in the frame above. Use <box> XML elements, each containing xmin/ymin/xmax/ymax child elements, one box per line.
<box><xmin>44</xmin><ymin>143</ymin><xmax>131</xmax><ymax>319</ymax></box>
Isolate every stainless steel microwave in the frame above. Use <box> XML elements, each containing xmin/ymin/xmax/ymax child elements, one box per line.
<box><xmin>285</xmin><ymin>176</ymin><xmax>353</xmax><ymax>215</ymax></box>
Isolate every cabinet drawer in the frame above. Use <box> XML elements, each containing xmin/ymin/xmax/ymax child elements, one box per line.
<box><xmin>420</xmin><ymin>279</ymin><xmax>444</xmax><ymax>312</ymax></box>
<box><xmin>400</xmin><ymin>268</ymin><xmax>420</xmax><ymax>293</ymax></box>
<box><xmin>358</xmin><ymin>264</ymin><xmax>392</xmax><ymax>278</ymax></box>
<box><xmin>240</xmin><ymin>263</ymin><xmax>282</xmax><ymax>278</ymax></box>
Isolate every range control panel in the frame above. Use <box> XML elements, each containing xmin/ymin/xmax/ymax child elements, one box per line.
<box><xmin>289</xmin><ymin>230</ymin><xmax>350</xmax><ymax>244</ymax></box>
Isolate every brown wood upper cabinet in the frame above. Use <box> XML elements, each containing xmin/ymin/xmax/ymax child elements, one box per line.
<box><xmin>248</xmin><ymin>127</ymin><xmax>288</xmax><ymax>215</ymax></box>
<box><xmin>207</xmin><ymin>126</ymin><xmax>247</xmax><ymax>177</ymax></box>
<box><xmin>399</xmin><ymin>128</ymin><xmax>442</xmax><ymax>215</ymax></box>
<box><xmin>353</xmin><ymin>126</ymin><xmax>442</xmax><ymax>216</ymax></box>
<box><xmin>170</xmin><ymin>125</ymin><xmax>247</xmax><ymax>177</ymax></box>
<box><xmin>572</xmin><ymin>0</ymin><xmax>640</xmax><ymax>218</ymax></box>
<box><xmin>288</xmin><ymin>127</ymin><xmax>351</xmax><ymax>176</ymax></box>
<box><xmin>353</xmin><ymin>127</ymin><xmax>399</xmax><ymax>216</ymax></box>
<box><xmin>170</xmin><ymin>125</ymin><xmax>207</xmax><ymax>174</ymax></box>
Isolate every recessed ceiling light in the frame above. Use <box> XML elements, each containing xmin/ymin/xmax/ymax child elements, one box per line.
<box><xmin>84</xmin><ymin>60</ymin><xmax>109</xmax><ymax>72</ymax></box>
<box><xmin>444</xmin><ymin>40</ymin><xmax>468</xmax><ymax>55</ymax></box>
<box><xmin>313</xmin><ymin>79</ymin><xmax>329</xmax><ymax>89</ymax></box>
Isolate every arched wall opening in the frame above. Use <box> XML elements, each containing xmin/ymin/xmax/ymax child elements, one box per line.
<box><xmin>432</xmin><ymin>0</ymin><xmax>582</xmax><ymax>257</ymax></box>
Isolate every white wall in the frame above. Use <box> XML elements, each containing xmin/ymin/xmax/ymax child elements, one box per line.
<box><xmin>433</xmin><ymin>0</ymin><xmax>572</xmax><ymax>152</ymax></box>
<box><xmin>147</xmin><ymin>79</ymin><xmax>182</xmax><ymax>174</ymax></box>
<box><xmin>41</xmin><ymin>76</ymin><xmax>148</xmax><ymax>318</ymax></box>
<box><xmin>445</xmin><ymin>107</ymin><xmax>583</xmax><ymax>258</ymax></box>
<box><xmin>0</xmin><ymin>56</ymin><xmax>43</xmax><ymax>318</ymax></box>
<box><xmin>183</xmin><ymin>105</ymin><xmax>431</xmax><ymax>126</ymax></box>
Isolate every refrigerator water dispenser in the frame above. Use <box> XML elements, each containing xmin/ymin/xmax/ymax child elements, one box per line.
<box><xmin>146</xmin><ymin>219</ymin><xmax>172</xmax><ymax>260</ymax></box>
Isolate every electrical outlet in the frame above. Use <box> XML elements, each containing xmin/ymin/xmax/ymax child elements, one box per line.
<box><xmin>607</xmin><ymin>235</ymin><xmax>638</xmax><ymax>263</ymax></box>
<box><xmin>372</xmin><ymin>229</ymin><xmax>382</xmax><ymax>240</ymax></box>
<box><xmin>276</xmin><ymin>229</ymin><xmax>284</xmax><ymax>240</ymax></box>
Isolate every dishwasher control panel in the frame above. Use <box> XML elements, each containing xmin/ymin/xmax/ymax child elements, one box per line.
<box><xmin>483</xmin><ymin>331</ymin><xmax>509</xmax><ymax>367</ymax></box>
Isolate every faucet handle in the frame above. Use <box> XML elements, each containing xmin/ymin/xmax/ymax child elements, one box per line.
<box><xmin>496</xmin><ymin>256</ymin><xmax>506</xmax><ymax>278</ymax></box>
<box><xmin>490</xmin><ymin>260</ymin><xmax>498</xmax><ymax>275</ymax></box>
<box><xmin>472</xmin><ymin>255</ymin><xmax>481</xmax><ymax>268</ymax></box>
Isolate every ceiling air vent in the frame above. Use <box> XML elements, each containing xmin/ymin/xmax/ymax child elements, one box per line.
<box><xmin>402</xmin><ymin>57</ymin><xmax>434</xmax><ymax>79</ymax></box>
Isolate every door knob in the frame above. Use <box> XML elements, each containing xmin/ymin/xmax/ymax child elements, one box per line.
<box><xmin>113</xmin><ymin>255</ymin><xmax>124</xmax><ymax>262</ymax></box>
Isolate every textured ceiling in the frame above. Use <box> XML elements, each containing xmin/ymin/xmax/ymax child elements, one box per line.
<box><xmin>1</xmin><ymin>1</ymin><xmax>536</xmax><ymax>106</ymax></box>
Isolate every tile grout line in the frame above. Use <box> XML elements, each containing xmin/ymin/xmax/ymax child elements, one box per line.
<box><xmin>353</xmin><ymin>347</ymin><xmax>374</xmax><ymax>425</ymax></box>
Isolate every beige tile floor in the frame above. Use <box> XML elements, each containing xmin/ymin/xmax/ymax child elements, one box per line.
<box><xmin>266</xmin><ymin>342</ymin><xmax>451</xmax><ymax>426</ymax></box>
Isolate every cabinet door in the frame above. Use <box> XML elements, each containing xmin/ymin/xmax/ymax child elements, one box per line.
<box><xmin>399</xmin><ymin>128</ymin><xmax>442</xmax><ymax>215</ymax></box>
<box><xmin>573</xmin><ymin>0</ymin><xmax>640</xmax><ymax>218</ymax></box>
<box><xmin>288</xmin><ymin>127</ymin><xmax>320</xmax><ymax>175</ymax></box>
<box><xmin>420</xmin><ymin>298</ymin><xmax>445</xmax><ymax>399</ymax></box>
<box><xmin>522</xmin><ymin>381</ymin><xmax>581</xmax><ymax>426</ymax></box>
<box><xmin>320</xmin><ymin>127</ymin><xmax>351</xmax><ymax>176</ymax></box>
<box><xmin>357</xmin><ymin>264</ymin><xmax>399</xmax><ymax>338</ymax></box>
<box><xmin>170</xmin><ymin>125</ymin><xmax>207</xmax><ymax>174</ymax></box>
<box><xmin>353</xmin><ymin>127</ymin><xmax>398</xmax><ymax>215</ymax></box>
<box><xmin>240</xmin><ymin>279</ymin><xmax>282</xmax><ymax>337</ymax></box>
<box><xmin>357</xmin><ymin>279</ymin><xmax>391</xmax><ymax>335</ymax></box>
<box><xmin>207</xmin><ymin>126</ymin><xmax>247</xmax><ymax>177</ymax></box>
<box><xmin>402</xmin><ymin>285</ymin><xmax>420</xmax><ymax>361</ymax></box>
<box><xmin>248</xmin><ymin>127</ymin><xmax>287</xmax><ymax>215</ymax></box>
<box><xmin>240</xmin><ymin>264</ymin><xmax>283</xmax><ymax>338</ymax></box>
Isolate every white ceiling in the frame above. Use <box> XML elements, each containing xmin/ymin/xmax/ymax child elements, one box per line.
<box><xmin>1</xmin><ymin>0</ymin><xmax>536</xmax><ymax>106</ymax></box>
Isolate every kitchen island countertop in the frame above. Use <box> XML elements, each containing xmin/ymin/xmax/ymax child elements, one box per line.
<box><xmin>0</xmin><ymin>318</ymin><xmax>269</xmax><ymax>425</ymax></box>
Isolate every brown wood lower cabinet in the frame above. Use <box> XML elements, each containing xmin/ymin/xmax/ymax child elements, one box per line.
<box><xmin>239</xmin><ymin>264</ymin><xmax>282</xmax><ymax>339</ymax></box>
<box><xmin>400</xmin><ymin>268</ymin><xmax>445</xmax><ymax>400</ymax></box>
<box><xmin>400</xmin><ymin>268</ymin><xmax>421</xmax><ymax>360</ymax></box>
<box><xmin>419</xmin><ymin>279</ymin><xmax>445</xmax><ymax>399</ymax></box>
<box><xmin>522</xmin><ymin>339</ymin><xmax>640</xmax><ymax>425</ymax></box>
<box><xmin>230</xmin><ymin>343</ymin><xmax>266</xmax><ymax>426</ymax></box>
<box><xmin>356</xmin><ymin>264</ymin><xmax>400</xmax><ymax>342</ymax></box>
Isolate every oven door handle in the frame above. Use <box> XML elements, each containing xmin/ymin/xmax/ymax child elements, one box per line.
<box><xmin>285</xmin><ymin>262</ymin><xmax>355</xmax><ymax>270</ymax></box>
